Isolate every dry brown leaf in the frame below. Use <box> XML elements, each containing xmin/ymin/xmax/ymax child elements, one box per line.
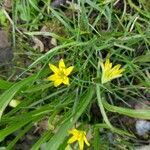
<box><xmin>32</xmin><ymin>37</ymin><xmax>44</xmax><ymax>52</ymax></box>
<box><xmin>51</xmin><ymin>37</ymin><xmax>57</xmax><ymax>46</ymax></box>
<box><xmin>4</xmin><ymin>0</ymin><xmax>12</xmax><ymax>9</ymax></box>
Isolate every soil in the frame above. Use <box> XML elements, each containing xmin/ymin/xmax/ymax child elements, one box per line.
<box><xmin>0</xmin><ymin>30</ymin><xmax>13</xmax><ymax>66</ymax></box>
<box><xmin>51</xmin><ymin>0</ymin><xmax>66</xmax><ymax>8</ymax></box>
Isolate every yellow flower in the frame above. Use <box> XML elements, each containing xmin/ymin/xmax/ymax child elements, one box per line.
<box><xmin>100</xmin><ymin>59</ymin><xmax>125</xmax><ymax>84</ymax></box>
<box><xmin>68</xmin><ymin>128</ymin><xmax>90</xmax><ymax>150</ymax></box>
<box><xmin>47</xmin><ymin>59</ymin><xmax>74</xmax><ymax>87</ymax></box>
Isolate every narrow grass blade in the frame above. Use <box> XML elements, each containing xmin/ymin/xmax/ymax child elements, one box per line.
<box><xmin>0</xmin><ymin>79</ymin><xmax>13</xmax><ymax>90</ymax></box>
<box><xmin>93</xmin><ymin>126</ymin><xmax>101</xmax><ymax>150</ymax></box>
<box><xmin>133</xmin><ymin>52</ymin><xmax>150</xmax><ymax>63</ymax></box>
<box><xmin>103</xmin><ymin>99</ymin><xmax>150</xmax><ymax>120</ymax></box>
<box><xmin>94</xmin><ymin>123</ymin><xmax>134</xmax><ymax>137</ymax></box>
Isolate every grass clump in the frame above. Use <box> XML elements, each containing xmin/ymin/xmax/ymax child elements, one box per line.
<box><xmin>0</xmin><ymin>0</ymin><xmax>150</xmax><ymax>149</ymax></box>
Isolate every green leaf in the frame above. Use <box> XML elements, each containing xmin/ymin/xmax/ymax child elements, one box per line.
<box><xmin>23</xmin><ymin>82</ymin><xmax>52</xmax><ymax>93</ymax></box>
<box><xmin>0</xmin><ymin>9</ymin><xmax>7</xmax><ymax>26</ymax></box>
<box><xmin>0</xmin><ymin>79</ymin><xmax>13</xmax><ymax>90</ymax></box>
<box><xmin>133</xmin><ymin>52</ymin><xmax>150</xmax><ymax>63</ymax></box>
<box><xmin>0</xmin><ymin>75</ymin><xmax>35</xmax><ymax>119</ymax></box>
<box><xmin>103</xmin><ymin>99</ymin><xmax>150</xmax><ymax>120</ymax></box>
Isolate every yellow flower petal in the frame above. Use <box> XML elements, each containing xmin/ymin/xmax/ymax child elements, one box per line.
<box><xmin>47</xmin><ymin>74</ymin><xmax>58</xmax><ymax>81</ymax></box>
<box><xmin>112</xmin><ymin>64</ymin><xmax>121</xmax><ymax>71</ymax></box>
<box><xmin>68</xmin><ymin>129</ymin><xmax>78</xmax><ymax>134</ymax></box>
<box><xmin>59</xmin><ymin>59</ymin><xmax>66</xmax><ymax>69</ymax></box>
<box><xmin>54</xmin><ymin>79</ymin><xmax>62</xmax><ymax>87</ymax></box>
<box><xmin>84</xmin><ymin>136</ymin><xmax>90</xmax><ymax>146</ymax></box>
<box><xmin>101</xmin><ymin>58</ymin><xmax>125</xmax><ymax>84</ymax></box>
<box><xmin>49</xmin><ymin>64</ymin><xmax>59</xmax><ymax>74</ymax></box>
<box><xmin>64</xmin><ymin>66</ymin><xmax>74</xmax><ymax>76</ymax></box>
<box><xmin>68</xmin><ymin>136</ymin><xmax>77</xmax><ymax>144</ymax></box>
<box><xmin>110</xmin><ymin>74</ymin><xmax>122</xmax><ymax>80</ymax></box>
<box><xmin>105</xmin><ymin>59</ymin><xmax>112</xmax><ymax>70</ymax></box>
<box><xmin>68</xmin><ymin>129</ymin><xmax>90</xmax><ymax>150</ymax></box>
<box><xmin>118</xmin><ymin>68</ymin><xmax>125</xmax><ymax>74</ymax></box>
<box><xmin>62</xmin><ymin>77</ymin><xmax>70</xmax><ymax>85</ymax></box>
<box><xmin>78</xmin><ymin>139</ymin><xmax>84</xmax><ymax>150</ymax></box>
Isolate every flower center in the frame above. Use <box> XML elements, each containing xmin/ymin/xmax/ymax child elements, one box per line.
<box><xmin>77</xmin><ymin>132</ymin><xmax>85</xmax><ymax>140</ymax></box>
<box><xmin>58</xmin><ymin>69</ymin><xmax>66</xmax><ymax>79</ymax></box>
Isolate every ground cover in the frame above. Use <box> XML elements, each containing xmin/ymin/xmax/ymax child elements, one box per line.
<box><xmin>0</xmin><ymin>0</ymin><xmax>150</xmax><ymax>149</ymax></box>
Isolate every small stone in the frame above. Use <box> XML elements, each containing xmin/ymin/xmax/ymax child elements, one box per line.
<box><xmin>136</xmin><ymin>120</ymin><xmax>150</xmax><ymax>136</ymax></box>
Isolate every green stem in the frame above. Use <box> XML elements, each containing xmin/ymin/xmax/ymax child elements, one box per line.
<box><xmin>96</xmin><ymin>84</ymin><xmax>113</xmax><ymax>129</ymax></box>
<box><xmin>96</xmin><ymin>59</ymin><xmax>112</xmax><ymax>128</ymax></box>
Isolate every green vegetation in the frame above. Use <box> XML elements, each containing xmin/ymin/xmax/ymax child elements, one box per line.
<box><xmin>0</xmin><ymin>0</ymin><xmax>150</xmax><ymax>149</ymax></box>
